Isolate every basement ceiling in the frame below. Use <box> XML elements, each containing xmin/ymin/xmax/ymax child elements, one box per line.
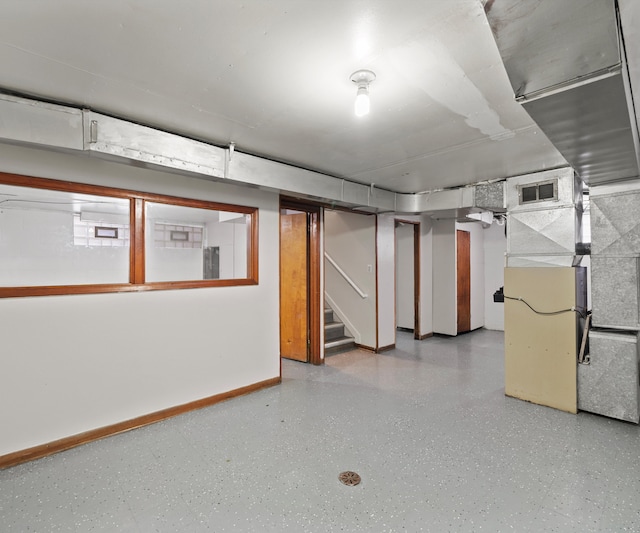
<box><xmin>0</xmin><ymin>1</ymin><xmax>635</xmax><ymax>194</ymax></box>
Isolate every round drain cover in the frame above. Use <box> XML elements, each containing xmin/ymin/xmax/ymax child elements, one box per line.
<box><xmin>338</xmin><ymin>471</ymin><xmax>361</xmax><ymax>486</ymax></box>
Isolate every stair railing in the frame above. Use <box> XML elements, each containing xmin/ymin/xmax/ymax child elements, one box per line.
<box><xmin>324</xmin><ymin>252</ymin><xmax>368</xmax><ymax>299</ymax></box>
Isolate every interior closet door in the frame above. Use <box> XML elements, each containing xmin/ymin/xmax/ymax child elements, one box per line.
<box><xmin>457</xmin><ymin>229</ymin><xmax>471</xmax><ymax>333</ymax></box>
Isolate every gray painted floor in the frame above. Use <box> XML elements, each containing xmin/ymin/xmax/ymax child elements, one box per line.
<box><xmin>2</xmin><ymin>330</ymin><xmax>640</xmax><ymax>532</ymax></box>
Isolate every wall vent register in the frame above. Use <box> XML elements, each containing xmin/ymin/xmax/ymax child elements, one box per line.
<box><xmin>518</xmin><ymin>179</ymin><xmax>558</xmax><ymax>205</ymax></box>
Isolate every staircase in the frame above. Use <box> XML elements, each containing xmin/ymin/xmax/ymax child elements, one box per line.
<box><xmin>324</xmin><ymin>305</ymin><xmax>356</xmax><ymax>356</ymax></box>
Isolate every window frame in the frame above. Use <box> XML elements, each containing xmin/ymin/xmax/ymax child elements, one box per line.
<box><xmin>517</xmin><ymin>179</ymin><xmax>559</xmax><ymax>205</ymax></box>
<box><xmin>0</xmin><ymin>172</ymin><xmax>258</xmax><ymax>298</ymax></box>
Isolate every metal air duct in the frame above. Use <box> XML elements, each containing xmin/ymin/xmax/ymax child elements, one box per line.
<box><xmin>485</xmin><ymin>0</ymin><xmax>640</xmax><ymax>185</ymax></box>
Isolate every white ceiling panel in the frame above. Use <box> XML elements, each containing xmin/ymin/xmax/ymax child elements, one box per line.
<box><xmin>0</xmin><ymin>1</ymin><xmax>578</xmax><ymax>193</ymax></box>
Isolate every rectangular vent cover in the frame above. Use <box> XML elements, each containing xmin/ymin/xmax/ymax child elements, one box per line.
<box><xmin>519</xmin><ymin>180</ymin><xmax>558</xmax><ymax>205</ymax></box>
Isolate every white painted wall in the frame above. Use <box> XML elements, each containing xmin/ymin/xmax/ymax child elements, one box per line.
<box><xmin>377</xmin><ymin>214</ymin><xmax>396</xmax><ymax>349</ymax></box>
<box><xmin>433</xmin><ymin>219</ymin><xmax>457</xmax><ymax>335</ymax></box>
<box><xmin>420</xmin><ymin>217</ymin><xmax>434</xmax><ymax>337</ymax></box>
<box><xmin>146</xmin><ymin>236</ymin><xmax>203</xmax><ymax>281</ymax></box>
<box><xmin>0</xmin><ymin>209</ymin><xmax>130</xmax><ymax>285</ymax></box>
<box><xmin>395</xmin><ymin>223</ymin><xmax>415</xmax><ymax>329</ymax></box>
<box><xmin>456</xmin><ymin>221</ymin><xmax>485</xmax><ymax>330</ymax></box>
<box><xmin>207</xmin><ymin>219</ymin><xmax>248</xmax><ymax>279</ymax></box>
<box><xmin>324</xmin><ymin>210</ymin><xmax>376</xmax><ymax>348</ymax></box>
<box><xmin>0</xmin><ymin>143</ymin><xmax>280</xmax><ymax>457</ymax></box>
<box><xmin>484</xmin><ymin>221</ymin><xmax>506</xmax><ymax>331</ymax></box>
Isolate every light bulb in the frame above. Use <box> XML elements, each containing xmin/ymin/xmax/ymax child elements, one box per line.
<box><xmin>350</xmin><ymin>69</ymin><xmax>375</xmax><ymax>117</ymax></box>
<box><xmin>354</xmin><ymin>86</ymin><xmax>370</xmax><ymax>117</ymax></box>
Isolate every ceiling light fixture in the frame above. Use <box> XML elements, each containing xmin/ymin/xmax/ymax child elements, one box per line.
<box><xmin>350</xmin><ymin>69</ymin><xmax>376</xmax><ymax>117</ymax></box>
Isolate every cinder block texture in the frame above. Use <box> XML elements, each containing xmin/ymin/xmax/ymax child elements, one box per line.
<box><xmin>590</xmin><ymin>256</ymin><xmax>640</xmax><ymax>329</ymax></box>
<box><xmin>578</xmin><ymin>331</ymin><xmax>640</xmax><ymax>423</ymax></box>
<box><xmin>591</xmin><ymin>192</ymin><xmax>640</xmax><ymax>256</ymax></box>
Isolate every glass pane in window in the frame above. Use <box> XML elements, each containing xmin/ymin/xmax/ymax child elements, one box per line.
<box><xmin>538</xmin><ymin>182</ymin><xmax>555</xmax><ymax>200</ymax></box>
<box><xmin>145</xmin><ymin>202</ymin><xmax>249</xmax><ymax>282</ymax></box>
<box><xmin>0</xmin><ymin>184</ymin><xmax>130</xmax><ymax>286</ymax></box>
<box><xmin>521</xmin><ymin>185</ymin><xmax>538</xmax><ymax>203</ymax></box>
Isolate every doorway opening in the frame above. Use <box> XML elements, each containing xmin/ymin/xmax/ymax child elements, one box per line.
<box><xmin>279</xmin><ymin>199</ymin><xmax>322</xmax><ymax>365</ymax></box>
<box><xmin>395</xmin><ymin>220</ymin><xmax>420</xmax><ymax>339</ymax></box>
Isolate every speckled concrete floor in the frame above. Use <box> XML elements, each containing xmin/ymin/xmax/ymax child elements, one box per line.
<box><xmin>2</xmin><ymin>329</ymin><xmax>640</xmax><ymax>532</ymax></box>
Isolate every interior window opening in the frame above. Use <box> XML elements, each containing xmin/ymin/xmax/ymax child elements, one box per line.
<box><xmin>145</xmin><ymin>202</ymin><xmax>250</xmax><ymax>283</ymax></box>
<box><xmin>0</xmin><ymin>173</ymin><xmax>258</xmax><ymax>297</ymax></box>
<box><xmin>0</xmin><ymin>183</ymin><xmax>130</xmax><ymax>287</ymax></box>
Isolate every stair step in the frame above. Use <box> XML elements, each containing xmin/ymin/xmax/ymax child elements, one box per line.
<box><xmin>324</xmin><ymin>321</ymin><xmax>345</xmax><ymax>341</ymax></box>
<box><xmin>325</xmin><ymin>335</ymin><xmax>356</xmax><ymax>356</ymax></box>
<box><xmin>324</xmin><ymin>303</ymin><xmax>354</xmax><ymax>355</ymax></box>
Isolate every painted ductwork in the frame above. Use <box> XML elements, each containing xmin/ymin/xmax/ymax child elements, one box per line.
<box><xmin>504</xmin><ymin>167</ymin><xmax>583</xmax><ymax>267</ymax></box>
<box><xmin>0</xmin><ymin>93</ymin><xmax>478</xmax><ymax>216</ymax></box>
<box><xmin>486</xmin><ymin>1</ymin><xmax>640</xmax><ymax>423</ymax></box>
<box><xmin>485</xmin><ymin>0</ymin><xmax>640</xmax><ymax>185</ymax></box>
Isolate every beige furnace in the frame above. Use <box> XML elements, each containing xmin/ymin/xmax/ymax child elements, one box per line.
<box><xmin>504</xmin><ymin>267</ymin><xmax>587</xmax><ymax>413</ymax></box>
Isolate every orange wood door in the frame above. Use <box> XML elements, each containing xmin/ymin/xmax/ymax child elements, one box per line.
<box><xmin>457</xmin><ymin>230</ymin><xmax>471</xmax><ymax>333</ymax></box>
<box><xmin>280</xmin><ymin>212</ymin><xmax>309</xmax><ymax>361</ymax></box>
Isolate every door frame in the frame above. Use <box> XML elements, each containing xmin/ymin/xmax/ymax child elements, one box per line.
<box><xmin>394</xmin><ymin>219</ymin><xmax>421</xmax><ymax>339</ymax></box>
<box><xmin>280</xmin><ymin>197</ymin><xmax>322</xmax><ymax>365</ymax></box>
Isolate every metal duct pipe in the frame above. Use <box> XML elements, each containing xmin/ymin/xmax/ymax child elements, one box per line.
<box><xmin>0</xmin><ymin>94</ymin><xmax>83</xmax><ymax>151</ymax></box>
<box><xmin>0</xmin><ymin>92</ymin><xmax>478</xmax><ymax>215</ymax></box>
<box><xmin>485</xmin><ymin>0</ymin><xmax>640</xmax><ymax>185</ymax></box>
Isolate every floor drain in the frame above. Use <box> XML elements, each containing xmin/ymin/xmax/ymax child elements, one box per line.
<box><xmin>338</xmin><ymin>471</ymin><xmax>361</xmax><ymax>486</ymax></box>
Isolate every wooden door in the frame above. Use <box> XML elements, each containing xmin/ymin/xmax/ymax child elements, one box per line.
<box><xmin>456</xmin><ymin>230</ymin><xmax>471</xmax><ymax>333</ymax></box>
<box><xmin>280</xmin><ymin>211</ymin><xmax>309</xmax><ymax>361</ymax></box>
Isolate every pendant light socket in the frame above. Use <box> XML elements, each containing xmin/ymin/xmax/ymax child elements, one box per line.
<box><xmin>350</xmin><ymin>69</ymin><xmax>376</xmax><ymax>117</ymax></box>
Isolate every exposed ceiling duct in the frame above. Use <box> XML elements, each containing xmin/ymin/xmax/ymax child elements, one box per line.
<box><xmin>0</xmin><ymin>93</ymin><xmax>480</xmax><ymax>216</ymax></box>
<box><xmin>485</xmin><ymin>0</ymin><xmax>640</xmax><ymax>186</ymax></box>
